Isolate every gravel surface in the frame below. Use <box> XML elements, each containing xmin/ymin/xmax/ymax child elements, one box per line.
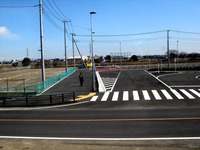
<box><xmin>0</xmin><ymin>139</ymin><xmax>199</xmax><ymax>150</ymax></box>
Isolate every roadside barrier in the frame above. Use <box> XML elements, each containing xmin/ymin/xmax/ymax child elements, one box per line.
<box><xmin>0</xmin><ymin>92</ymin><xmax>76</xmax><ymax>107</ymax></box>
<box><xmin>0</xmin><ymin>67</ymin><xmax>76</xmax><ymax>100</ymax></box>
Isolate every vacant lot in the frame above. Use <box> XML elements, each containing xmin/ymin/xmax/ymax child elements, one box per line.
<box><xmin>0</xmin><ymin>68</ymin><xmax>66</xmax><ymax>89</ymax></box>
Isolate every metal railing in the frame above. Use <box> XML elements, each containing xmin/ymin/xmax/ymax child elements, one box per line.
<box><xmin>35</xmin><ymin>67</ymin><xmax>76</xmax><ymax>94</ymax></box>
<box><xmin>0</xmin><ymin>67</ymin><xmax>76</xmax><ymax>100</ymax></box>
<box><xmin>0</xmin><ymin>92</ymin><xmax>76</xmax><ymax>107</ymax></box>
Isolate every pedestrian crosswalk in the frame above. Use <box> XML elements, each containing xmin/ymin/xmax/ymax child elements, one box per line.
<box><xmin>90</xmin><ymin>89</ymin><xmax>200</xmax><ymax>102</ymax></box>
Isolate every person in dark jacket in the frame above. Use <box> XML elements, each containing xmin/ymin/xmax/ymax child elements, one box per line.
<box><xmin>79</xmin><ymin>72</ymin><xmax>84</xmax><ymax>86</ymax></box>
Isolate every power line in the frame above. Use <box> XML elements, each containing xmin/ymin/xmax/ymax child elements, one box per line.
<box><xmin>43</xmin><ymin>10</ymin><xmax>63</xmax><ymax>32</ymax></box>
<box><xmin>76</xmin><ymin>30</ymin><xmax>167</xmax><ymax>37</ymax></box>
<box><xmin>49</xmin><ymin>0</ymin><xmax>86</xmax><ymax>33</ymax></box>
<box><xmin>46</xmin><ymin>0</ymin><xmax>65</xmax><ymax>20</ymax></box>
<box><xmin>74</xmin><ymin>36</ymin><xmax>167</xmax><ymax>43</ymax></box>
<box><xmin>171</xmin><ymin>30</ymin><xmax>200</xmax><ymax>35</ymax></box>
<box><xmin>44</xmin><ymin>0</ymin><xmax>90</xmax><ymax>36</ymax></box>
<box><xmin>48</xmin><ymin>0</ymin><xmax>88</xmax><ymax>34</ymax></box>
<box><xmin>44</xmin><ymin>0</ymin><xmax>72</xmax><ymax>40</ymax></box>
<box><xmin>51</xmin><ymin>0</ymin><xmax>70</xmax><ymax>21</ymax></box>
<box><xmin>0</xmin><ymin>5</ymin><xmax>38</xmax><ymax>8</ymax></box>
<box><xmin>43</xmin><ymin>2</ymin><xmax>63</xmax><ymax>21</ymax></box>
<box><xmin>71</xmin><ymin>24</ymin><xmax>89</xmax><ymax>30</ymax></box>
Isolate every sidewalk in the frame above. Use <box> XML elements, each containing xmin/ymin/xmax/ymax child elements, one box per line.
<box><xmin>42</xmin><ymin>70</ymin><xmax>93</xmax><ymax>95</ymax></box>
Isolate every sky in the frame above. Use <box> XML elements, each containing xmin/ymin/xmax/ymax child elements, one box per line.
<box><xmin>0</xmin><ymin>0</ymin><xmax>200</xmax><ymax>61</ymax></box>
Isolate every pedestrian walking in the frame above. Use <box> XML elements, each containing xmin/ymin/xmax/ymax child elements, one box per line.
<box><xmin>79</xmin><ymin>72</ymin><xmax>84</xmax><ymax>86</ymax></box>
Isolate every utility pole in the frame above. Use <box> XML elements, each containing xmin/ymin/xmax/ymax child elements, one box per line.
<box><xmin>167</xmin><ymin>30</ymin><xmax>170</xmax><ymax>69</ymax></box>
<box><xmin>26</xmin><ymin>48</ymin><xmax>29</xmax><ymax>58</ymax></box>
<box><xmin>177</xmin><ymin>40</ymin><xmax>179</xmax><ymax>63</ymax></box>
<box><xmin>63</xmin><ymin>20</ymin><xmax>68</xmax><ymax>71</ymax></box>
<box><xmin>71</xmin><ymin>33</ymin><xmax>75</xmax><ymax>68</ymax></box>
<box><xmin>39</xmin><ymin>0</ymin><xmax>45</xmax><ymax>82</ymax></box>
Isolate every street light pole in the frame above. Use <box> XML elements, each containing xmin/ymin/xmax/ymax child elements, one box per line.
<box><xmin>90</xmin><ymin>11</ymin><xmax>96</xmax><ymax>92</ymax></box>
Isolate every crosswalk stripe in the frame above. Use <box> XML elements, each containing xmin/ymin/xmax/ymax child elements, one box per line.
<box><xmin>142</xmin><ymin>90</ymin><xmax>151</xmax><ymax>100</ymax></box>
<box><xmin>171</xmin><ymin>89</ymin><xmax>184</xmax><ymax>99</ymax></box>
<box><xmin>133</xmin><ymin>91</ymin><xmax>140</xmax><ymax>101</ymax></box>
<box><xmin>180</xmin><ymin>89</ymin><xmax>195</xmax><ymax>99</ymax></box>
<box><xmin>123</xmin><ymin>91</ymin><xmax>129</xmax><ymax>101</ymax></box>
<box><xmin>90</xmin><ymin>96</ymin><xmax>98</xmax><ymax>102</ymax></box>
<box><xmin>112</xmin><ymin>91</ymin><xmax>119</xmax><ymax>101</ymax></box>
<box><xmin>161</xmin><ymin>89</ymin><xmax>173</xmax><ymax>100</ymax></box>
<box><xmin>189</xmin><ymin>89</ymin><xmax>200</xmax><ymax>98</ymax></box>
<box><xmin>101</xmin><ymin>91</ymin><xmax>110</xmax><ymax>101</ymax></box>
<box><xmin>152</xmin><ymin>90</ymin><xmax>162</xmax><ymax>100</ymax></box>
<box><xmin>90</xmin><ymin>89</ymin><xmax>200</xmax><ymax>102</ymax></box>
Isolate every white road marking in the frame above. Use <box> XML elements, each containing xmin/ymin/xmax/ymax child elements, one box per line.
<box><xmin>142</xmin><ymin>90</ymin><xmax>151</xmax><ymax>100</ymax></box>
<box><xmin>0</xmin><ymin>101</ymin><xmax>91</xmax><ymax>111</ymax></box>
<box><xmin>152</xmin><ymin>90</ymin><xmax>162</xmax><ymax>100</ymax></box>
<box><xmin>189</xmin><ymin>89</ymin><xmax>200</xmax><ymax>98</ymax></box>
<box><xmin>90</xmin><ymin>96</ymin><xmax>98</xmax><ymax>102</ymax></box>
<box><xmin>171</xmin><ymin>85</ymin><xmax>200</xmax><ymax>87</ymax></box>
<box><xmin>171</xmin><ymin>89</ymin><xmax>184</xmax><ymax>99</ymax></box>
<box><xmin>110</xmin><ymin>71</ymin><xmax>122</xmax><ymax>92</ymax></box>
<box><xmin>101</xmin><ymin>92</ymin><xmax>110</xmax><ymax>101</ymax></box>
<box><xmin>0</xmin><ymin>136</ymin><xmax>199</xmax><ymax>141</ymax></box>
<box><xmin>96</xmin><ymin>72</ymin><xmax>106</xmax><ymax>92</ymax></box>
<box><xmin>180</xmin><ymin>89</ymin><xmax>195</xmax><ymax>99</ymax></box>
<box><xmin>133</xmin><ymin>91</ymin><xmax>140</xmax><ymax>101</ymax></box>
<box><xmin>101</xmin><ymin>78</ymin><xmax>116</xmax><ymax>92</ymax></box>
<box><xmin>123</xmin><ymin>91</ymin><xmax>129</xmax><ymax>101</ymax></box>
<box><xmin>146</xmin><ymin>70</ymin><xmax>172</xmax><ymax>90</ymax></box>
<box><xmin>161</xmin><ymin>90</ymin><xmax>173</xmax><ymax>100</ymax></box>
<box><xmin>112</xmin><ymin>91</ymin><xmax>119</xmax><ymax>101</ymax></box>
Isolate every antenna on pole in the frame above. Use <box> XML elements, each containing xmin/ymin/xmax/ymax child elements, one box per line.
<box><xmin>39</xmin><ymin>0</ymin><xmax>45</xmax><ymax>82</ymax></box>
<box><xmin>26</xmin><ymin>48</ymin><xmax>29</xmax><ymax>58</ymax></box>
<box><xmin>167</xmin><ymin>30</ymin><xmax>170</xmax><ymax>69</ymax></box>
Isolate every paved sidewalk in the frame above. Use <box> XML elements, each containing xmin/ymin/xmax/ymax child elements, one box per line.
<box><xmin>43</xmin><ymin>70</ymin><xmax>93</xmax><ymax>95</ymax></box>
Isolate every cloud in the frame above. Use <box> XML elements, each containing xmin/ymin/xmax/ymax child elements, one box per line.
<box><xmin>0</xmin><ymin>26</ymin><xmax>21</xmax><ymax>40</ymax></box>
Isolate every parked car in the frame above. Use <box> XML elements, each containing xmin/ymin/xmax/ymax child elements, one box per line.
<box><xmin>78</xmin><ymin>64</ymin><xmax>86</xmax><ymax>69</ymax></box>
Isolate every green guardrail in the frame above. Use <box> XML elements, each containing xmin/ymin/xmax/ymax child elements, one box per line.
<box><xmin>36</xmin><ymin>67</ymin><xmax>76</xmax><ymax>94</ymax></box>
<box><xmin>0</xmin><ymin>67</ymin><xmax>76</xmax><ymax>99</ymax></box>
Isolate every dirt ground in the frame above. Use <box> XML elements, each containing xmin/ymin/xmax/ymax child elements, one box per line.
<box><xmin>0</xmin><ymin>68</ymin><xmax>66</xmax><ymax>89</ymax></box>
<box><xmin>0</xmin><ymin>139</ymin><xmax>200</xmax><ymax>150</ymax></box>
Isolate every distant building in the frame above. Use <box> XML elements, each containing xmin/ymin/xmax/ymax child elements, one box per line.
<box><xmin>67</xmin><ymin>56</ymin><xmax>89</xmax><ymax>64</ymax></box>
<box><xmin>110</xmin><ymin>52</ymin><xmax>131</xmax><ymax>61</ymax></box>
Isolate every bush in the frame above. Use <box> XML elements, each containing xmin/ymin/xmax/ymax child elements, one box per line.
<box><xmin>22</xmin><ymin>57</ymin><xmax>31</xmax><ymax>66</ymax></box>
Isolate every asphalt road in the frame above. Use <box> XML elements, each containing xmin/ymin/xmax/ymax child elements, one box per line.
<box><xmin>0</xmin><ymin>69</ymin><xmax>200</xmax><ymax>149</ymax></box>
<box><xmin>113</xmin><ymin>70</ymin><xmax>166</xmax><ymax>90</ymax></box>
<box><xmin>158</xmin><ymin>71</ymin><xmax>200</xmax><ymax>88</ymax></box>
<box><xmin>75</xmin><ymin>69</ymin><xmax>200</xmax><ymax>109</ymax></box>
<box><xmin>0</xmin><ymin>107</ymin><xmax>200</xmax><ymax>138</ymax></box>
